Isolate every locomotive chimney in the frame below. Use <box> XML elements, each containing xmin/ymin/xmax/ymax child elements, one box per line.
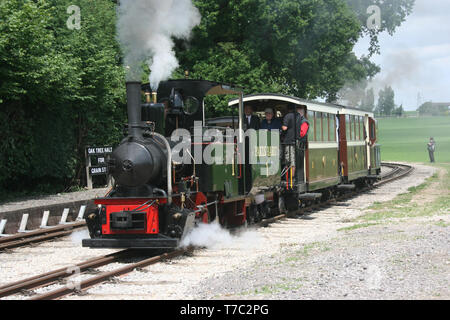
<box><xmin>126</xmin><ymin>81</ymin><xmax>142</xmax><ymax>139</ymax></box>
<box><xmin>152</xmin><ymin>92</ymin><xmax>157</xmax><ymax>104</ymax></box>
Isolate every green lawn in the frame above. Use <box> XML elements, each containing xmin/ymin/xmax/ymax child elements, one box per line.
<box><xmin>377</xmin><ymin>116</ymin><xmax>450</xmax><ymax>163</ymax></box>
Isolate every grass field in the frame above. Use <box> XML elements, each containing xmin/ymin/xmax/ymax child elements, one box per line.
<box><xmin>377</xmin><ymin>116</ymin><xmax>450</xmax><ymax>163</ymax></box>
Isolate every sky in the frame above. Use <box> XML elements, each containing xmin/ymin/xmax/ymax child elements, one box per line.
<box><xmin>353</xmin><ymin>0</ymin><xmax>450</xmax><ymax>110</ymax></box>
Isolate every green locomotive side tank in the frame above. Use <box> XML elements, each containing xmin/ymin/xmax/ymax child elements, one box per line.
<box><xmin>251</xmin><ymin>129</ymin><xmax>281</xmax><ymax>190</ymax></box>
<box><xmin>194</xmin><ymin>126</ymin><xmax>240</xmax><ymax>198</ymax></box>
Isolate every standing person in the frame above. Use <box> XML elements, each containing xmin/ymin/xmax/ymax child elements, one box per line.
<box><xmin>261</xmin><ymin>108</ymin><xmax>282</xmax><ymax>131</ymax></box>
<box><xmin>281</xmin><ymin>104</ymin><xmax>309</xmax><ymax>185</ymax></box>
<box><xmin>427</xmin><ymin>137</ymin><xmax>436</xmax><ymax>163</ymax></box>
<box><xmin>244</xmin><ymin>105</ymin><xmax>260</xmax><ymax>130</ymax></box>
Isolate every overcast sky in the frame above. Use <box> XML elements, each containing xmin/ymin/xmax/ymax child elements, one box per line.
<box><xmin>353</xmin><ymin>0</ymin><xmax>450</xmax><ymax>110</ymax></box>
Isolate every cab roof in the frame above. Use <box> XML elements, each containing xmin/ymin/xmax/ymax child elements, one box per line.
<box><xmin>142</xmin><ymin>79</ymin><xmax>243</xmax><ymax>98</ymax></box>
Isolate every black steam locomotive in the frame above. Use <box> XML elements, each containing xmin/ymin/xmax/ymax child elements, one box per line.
<box><xmin>83</xmin><ymin>80</ymin><xmax>249</xmax><ymax>248</ymax></box>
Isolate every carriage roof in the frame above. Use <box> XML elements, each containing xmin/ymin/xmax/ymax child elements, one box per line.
<box><xmin>228</xmin><ymin>93</ymin><xmax>374</xmax><ymax>117</ymax></box>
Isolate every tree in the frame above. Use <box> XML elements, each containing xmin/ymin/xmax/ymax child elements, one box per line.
<box><xmin>393</xmin><ymin>104</ymin><xmax>404</xmax><ymax>117</ymax></box>
<box><xmin>377</xmin><ymin>86</ymin><xmax>396</xmax><ymax>116</ymax></box>
<box><xmin>177</xmin><ymin>0</ymin><xmax>367</xmax><ymax>106</ymax></box>
<box><xmin>0</xmin><ymin>0</ymin><xmax>125</xmax><ymax>196</ymax></box>
<box><xmin>418</xmin><ymin>102</ymin><xmax>450</xmax><ymax>116</ymax></box>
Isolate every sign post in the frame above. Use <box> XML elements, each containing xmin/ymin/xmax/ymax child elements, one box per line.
<box><xmin>85</xmin><ymin>146</ymin><xmax>113</xmax><ymax>189</ymax></box>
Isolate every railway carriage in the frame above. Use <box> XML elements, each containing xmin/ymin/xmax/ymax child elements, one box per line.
<box><xmin>83</xmin><ymin>80</ymin><xmax>381</xmax><ymax>249</ymax></box>
<box><xmin>228</xmin><ymin>94</ymin><xmax>381</xmax><ymax>193</ymax></box>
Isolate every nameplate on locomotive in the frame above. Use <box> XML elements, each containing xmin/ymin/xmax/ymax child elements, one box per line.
<box><xmin>254</xmin><ymin>146</ymin><xmax>279</xmax><ymax>157</ymax></box>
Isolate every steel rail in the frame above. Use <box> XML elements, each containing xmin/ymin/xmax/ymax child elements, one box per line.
<box><xmin>0</xmin><ymin>250</ymin><xmax>130</xmax><ymax>298</ymax></box>
<box><xmin>30</xmin><ymin>248</ymin><xmax>191</xmax><ymax>300</ymax></box>
<box><xmin>0</xmin><ymin>221</ymin><xmax>86</xmax><ymax>244</ymax></box>
<box><xmin>0</xmin><ymin>221</ymin><xmax>86</xmax><ymax>251</ymax></box>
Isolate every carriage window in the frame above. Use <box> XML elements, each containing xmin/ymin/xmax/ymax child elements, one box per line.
<box><xmin>346</xmin><ymin>115</ymin><xmax>351</xmax><ymax>141</ymax></box>
<box><xmin>359</xmin><ymin>117</ymin><xmax>363</xmax><ymax>140</ymax></box>
<box><xmin>370</xmin><ymin>120</ymin><xmax>376</xmax><ymax>139</ymax></box>
<box><xmin>361</xmin><ymin>117</ymin><xmax>365</xmax><ymax>140</ymax></box>
<box><xmin>330</xmin><ymin>114</ymin><xmax>336</xmax><ymax>141</ymax></box>
<box><xmin>351</xmin><ymin>116</ymin><xmax>355</xmax><ymax>141</ymax></box>
<box><xmin>358</xmin><ymin>116</ymin><xmax>362</xmax><ymax>140</ymax></box>
<box><xmin>316</xmin><ymin>112</ymin><xmax>322</xmax><ymax>141</ymax></box>
<box><xmin>356</xmin><ymin>116</ymin><xmax>360</xmax><ymax>140</ymax></box>
<box><xmin>323</xmin><ymin>113</ymin><xmax>329</xmax><ymax>142</ymax></box>
<box><xmin>307</xmin><ymin>110</ymin><xmax>315</xmax><ymax>141</ymax></box>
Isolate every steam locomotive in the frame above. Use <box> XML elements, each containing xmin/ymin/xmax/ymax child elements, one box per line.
<box><xmin>82</xmin><ymin>79</ymin><xmax>380</xmax><ymax>249</ymax></box>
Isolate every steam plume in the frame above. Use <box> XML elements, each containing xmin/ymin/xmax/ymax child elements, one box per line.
<box><xmin>117</xmin><ymin>0</ymin><xmax>201</xmax><ymax>89</ymax></box>
<box><xmin>180</xmin><ymin>221</ymin><xmax>262</xmax><ymax>250</ymax></box>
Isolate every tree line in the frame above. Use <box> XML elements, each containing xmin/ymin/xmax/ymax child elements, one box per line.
<box><xmin>0</xmin><ymin>0</ymin><xmax>414</xmax><ymax>198</ymax></box>
<box><xmin>356</xmin><ymin>86</ymin><xmax>404</xmax><ymax>116</ymax></box>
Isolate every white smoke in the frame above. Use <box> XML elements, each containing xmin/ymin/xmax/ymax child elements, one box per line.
<box><xmin>180</xmin><ymin>221</ymin><xmax>262</xmax><ymax>250</ymax></box>
<box><xmin>117</xmin><ymin>0</ymin><xmax>201</xmax><ymax>89</ymax></box>
<box><xmin>70</xmin><ymin>228</ymin><xmax>90</xmax><ymax>244</ymax></box>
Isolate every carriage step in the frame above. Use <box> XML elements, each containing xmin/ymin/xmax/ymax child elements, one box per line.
<box><xmin>298</xmin><ymin>193</ymin><xmax>322</xmax><ymax>200</ymax></box>
<box><xmin>337</xmin><ymin>184</ymin><xmax>356</xmax><ymax>190</ymax></box>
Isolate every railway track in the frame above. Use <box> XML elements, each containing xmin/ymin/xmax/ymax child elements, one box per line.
<box><xmin>378</xmin><ymin>162</ymin><xmax>414</xmax><ymax>184</ymax></box>
<box><xmin>0</xmin><ymin>162</ymin><xmax>413</xmax><ymax>300</ymax></box>
<box><xmin>0</xmin><ymin>221</ymin><xmax>86</xmax><ymax>251</ymax></box>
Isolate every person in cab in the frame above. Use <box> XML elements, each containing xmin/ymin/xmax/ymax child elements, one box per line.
<box><xmin>244</xmin><ymin>105</ymin><xmax>260</xmax><ymax>130</ymax></box>
<box><xmin>281</xmin><ymin>104</ymin><xmax>309</xmax><ymax>184</ymax></box>
<box><xmin>260</xmin><ymin>108</ymin><xmax>281</xmax><ymax>131</ymax></box>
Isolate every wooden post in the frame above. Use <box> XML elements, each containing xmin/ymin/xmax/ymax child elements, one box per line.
<box><xmin>40</xmin><ymin>211</ymin><xmax>50</xmax><ymax>228</ymax></box>
<box><xmin>59</xmin><ymin>208</ymin><xmax>70</xmax><ymax>224</ymax></box>
<box><xmin>0</xmin><ymin>219</ymin><xmax>7</xmax><ymax>236</ymax></box>
<box><xmin>18</xmin><ymin>214</ymin><xmax>29</xmax><ymax>233</ymax></box>
<box><xmin>85</xmin><ymin>148</ymin><xmax>93</xmax><ymax>190</ymax></box>
<box><xmin>107</xmin><ymin>174</ymin><xmax>114</xmax><ymax>188</ymax></box>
